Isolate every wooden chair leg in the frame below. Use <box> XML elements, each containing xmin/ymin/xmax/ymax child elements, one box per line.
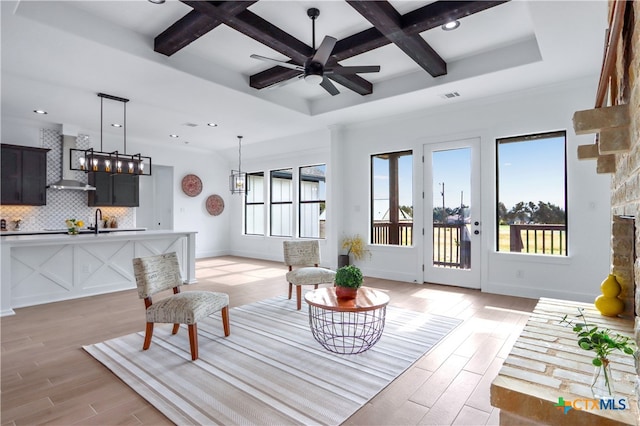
<box><xmin>143</xmin><ymin>322</ymin><xmax>154</xmax><ymax>350</ymax></box>
<box><xmin>296</xmin><ymin>285</ymin><xmax>302</xmax><ymax>310</ymax></box>
<box><xmin>221</xmin><ymin>306</ymin><xmax>230</xmax><ymax>337</ymax></box>
<box><xmin>288</xmin><ymin>283</ymin><xmax>293</xmax><ymax>299</ymax></box>
<box><xmin>172</xmin><ymin>324</ymin><xmax>180</xmax><ymax>334</ymax></box>
<box><xmin>188</xmin><ymin>324</ymin><xmax>198</xmax><ymax>361</ymax></box>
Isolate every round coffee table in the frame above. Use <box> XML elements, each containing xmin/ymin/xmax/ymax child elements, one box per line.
<box><xmin>304</xmin><ymin>286</ymin><xmax>390</xmax><ymax>354</ymax></box>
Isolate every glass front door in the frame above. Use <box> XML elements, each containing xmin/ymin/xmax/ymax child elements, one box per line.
<box><xmin>423</xmin><ymin>138</ymin><xmax>481</xmax><ymax>288</ymax></box>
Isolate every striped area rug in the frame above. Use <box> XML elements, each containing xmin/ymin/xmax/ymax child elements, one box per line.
<box><xmin>84</xmin><ymin>295</ymin><xmax>461</xmax><ymax>425</ymax></box>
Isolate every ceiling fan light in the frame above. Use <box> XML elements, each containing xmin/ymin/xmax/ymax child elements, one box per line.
<box><xmin>304</xmin><ymin>74</ymin><xmax>323</xmax><ymax>85</ymax></box>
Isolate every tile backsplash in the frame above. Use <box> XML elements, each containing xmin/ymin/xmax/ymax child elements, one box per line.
<box><xmin>0</xmin><ymin>129</ymin><xmax>135</xmax><ymax>231</ymax></box>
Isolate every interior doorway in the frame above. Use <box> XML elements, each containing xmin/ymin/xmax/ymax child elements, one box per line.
<box><xmin>423</xmin><ymin>138</ymin><xmax>481</xmax><ymax>289</ymax></box>
<box><xmin>137</xmin><ymin>165</ymin><xmax>173</xmax><ymax>230</ymax></box>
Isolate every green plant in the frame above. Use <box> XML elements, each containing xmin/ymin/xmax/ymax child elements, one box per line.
<box><xmin>334</xmin><ymin>265</ymin><xmax>363</xmax><ymax>289</ymax></box>
<box><xmin>560</xmin><ymin>308</ymin><xmax>636</xmax><ymax>395</ymax></box>
<box><xmin>341</xmin><ymin>235</ymin><xmax>371</xmax><ymax>261</ymax></box>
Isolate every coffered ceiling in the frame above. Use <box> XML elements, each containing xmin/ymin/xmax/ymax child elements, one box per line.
<box><xmin>0</xmin><ymin>1</ymin><xmax>607</xmax><ymax>152</ymax></box>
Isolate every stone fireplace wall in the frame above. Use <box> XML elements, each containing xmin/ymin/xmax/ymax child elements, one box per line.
<box><xmin>607</xmin><ymin>0</ymin><xmax>639</xmax><ymax>409</ymax></box>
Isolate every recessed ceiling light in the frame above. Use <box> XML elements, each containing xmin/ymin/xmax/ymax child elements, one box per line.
<box><xmin>207</xmin><ymin>123</ymin><xmax>218</xmax><ymax>127</ymax></box>
<box><xmin>147</xmin><ymin>0</ymin><xmax>165</xmax><ymax>4</ymax></box>
<box><xmin>111</xmin><ymin>123</ymin><xmax>122</xmax><ymax>128</ymax></box>
<box><xmin>33</xmin><ymin>109</ymin><xmax>48</xmax><ymax>114</ymax></box>
<box><xmin>442</xmin><ymin>20</ymin><xmax>460</xmax><ymax>31</ymax></box>
<box><xmin>169</xmin><ymin>134</ymin><xmax>179</xmax><ymax>138</ymax></box>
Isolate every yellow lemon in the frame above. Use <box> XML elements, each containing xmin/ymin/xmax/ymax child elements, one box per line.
<box><xmin>77</xmin><ymin>220</ymin><xmax>84</xmax><ymax>227</ymax></box>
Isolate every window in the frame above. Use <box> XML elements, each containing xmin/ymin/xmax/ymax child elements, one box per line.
<box><xmin>496</xmin><ymin>131</ymin><xmax>567</xmax><ymax>255</ymax></box>
<box><xmin>299</xmin><ymin>164</ymin><xmax>326</xmax><ymax>238</ymax></box>
<box><xmin>245</xmin><ymin>172</ymin><xmax>264</xmax><ymax>235</ymax></box>
<box><xmin>270</xmin><ymin>168</ymin><xmax>293</xmax><ymax>237</ymax></box>
<box><xmin>371</xmin><ymin>150</ymin><xmax>413</xmax><ymax>246</ymax></box>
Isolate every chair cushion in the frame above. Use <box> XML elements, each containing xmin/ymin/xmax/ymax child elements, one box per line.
<box><xmin>146</xmin><ymin>291</ymin><xmax>229</xmax><ymax>324</ymax></box>
<box><xmin>286</xmin><ymin>267</ymin><xmax>336</xmax><ymax>286</ymax></box>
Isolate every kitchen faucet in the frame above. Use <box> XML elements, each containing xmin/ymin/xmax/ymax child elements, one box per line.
<box><xmin>94</xmin><ymin>209</ymin><xmax>102</xmax><ymax>235</ymax></box>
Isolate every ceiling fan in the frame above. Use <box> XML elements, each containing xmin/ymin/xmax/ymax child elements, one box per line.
<box><xmin>250</xmin><ymin>8</ymin><xmax>381</xmax><ymax>96</ymax></box>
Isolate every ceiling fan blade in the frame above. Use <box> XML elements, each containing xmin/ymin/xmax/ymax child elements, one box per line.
<box><xmin>320</xmin><ymin>77</ymin><xmax>340</xmax><ymax>96</ymax></box>
<box><xmin>326</xmin><ymin>65</ymin><xmax>381</xmax><ymax>75</ymax></box>
<box><xmin>250</xmin><ymin>54</ymin><xmax>303</xmax><ymax>71</ymax></box>
<box><xmin>266</xmin><ymin>74</ymin><xmax>304</xmax><ymax>90</ymax></box>
<box><xmin>311</xmin><ymin>36</ymin><xmax>337</xmax><ymax>66</ymax></box>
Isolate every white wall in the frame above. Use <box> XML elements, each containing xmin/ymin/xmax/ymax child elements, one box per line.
<box><xmin>228</xmin><ymin>129</ymin><xmax>334</xmax><ymax>267</ymax></box>
<box><xmin>228</xmin><ymin>77</ymin><xmax>612</xmax><ymax>303</ymax></box>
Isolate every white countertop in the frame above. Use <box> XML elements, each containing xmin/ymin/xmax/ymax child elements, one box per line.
<box><xmin>0</xmin><ymin>227</ymin><xmax>146</xmax><ymax>236</ymax></box>
<box><xmin>1</xmin><ymin>229</ymin><xmax>197</xmax><ymax>246</ymax></box>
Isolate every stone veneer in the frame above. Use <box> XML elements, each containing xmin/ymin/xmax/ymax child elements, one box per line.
<box><xmin>607</xmin><ymin>0</ymin><xmax>640</xmax><ymax>412</ymax></box>
<box><xmin>0</xmin><ymin>129</ymin><xmax>135</xmax><ymax>231</ymax></box>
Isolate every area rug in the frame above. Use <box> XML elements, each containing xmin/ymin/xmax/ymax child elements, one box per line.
<box><xmin>84</xmin><ymin>295</ymin><xmax>461</xmax><ymax>425</ymax></box>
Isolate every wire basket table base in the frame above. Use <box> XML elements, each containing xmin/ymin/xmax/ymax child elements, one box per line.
<box><xmin>307</xmin><ymin>304</ymin><xmax>387</xmax><ymax>354</ymax></box>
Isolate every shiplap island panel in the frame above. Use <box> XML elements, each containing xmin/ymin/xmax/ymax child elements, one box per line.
<box><xmin>0</xmin><ymin>230</ymin><xmax>196</xmax><ymax>316</ymax></box>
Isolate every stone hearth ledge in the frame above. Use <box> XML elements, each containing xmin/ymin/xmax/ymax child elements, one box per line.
<box><xmin>0</xmin><ymin>230</ymin><xmax>197</xmax><ymax>316</ymax></box>
<box><xmin>491</xmin><ymin>298</ymin><xmax>637</xmax><ymax>425</ymax></box>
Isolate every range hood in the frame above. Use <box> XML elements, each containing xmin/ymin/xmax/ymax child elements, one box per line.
<box><xmin>48</xmin><ymin>135</ymin><xmax>96</xmax><ymax>191</ymax></box>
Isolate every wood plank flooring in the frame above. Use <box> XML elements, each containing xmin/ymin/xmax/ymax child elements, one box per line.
<box><xmin>1</xmin><ymin>256</ymin><xmax>537</xmax><ymax>425</ymax></box>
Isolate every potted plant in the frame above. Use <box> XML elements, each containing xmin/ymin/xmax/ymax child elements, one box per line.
<box><xmin>560</xmin><ymin>308</ymin><xmax>636</xmax><ymax>398</ymax></box>
<box><xmin>334</xmin><ymin>265</ymin><xmax>363</xmax><ymax>299</ymax></box>
<box><xmin>339</xmin><ymin>234</ymin><xmax>371</xmax><ymax>268</ymax></box>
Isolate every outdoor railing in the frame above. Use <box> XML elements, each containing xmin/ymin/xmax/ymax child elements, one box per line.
<box><xmin>509</xmin><ymin>224</ymin><xmax>566</xmax><ymax>255</ymax></box>
<box><xmin>433</xmin><ymin>223</ymin><xmax>470</xmax><ymax>269</ymax></box>
<box><xmin>371</xmin><ymin>222</ymin><xmax>413</xmax><ymax>246</ymax></box>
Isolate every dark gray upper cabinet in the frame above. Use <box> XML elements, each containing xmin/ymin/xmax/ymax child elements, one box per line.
<box><xmin>1</xmin><ymin>144</ymin><xmax>49</xmax><ymax>206</ymax></box>
<box><xmin>88</xmin><ymin>172</ymin><xmax>139</xmax><ymax>207</ymax></box>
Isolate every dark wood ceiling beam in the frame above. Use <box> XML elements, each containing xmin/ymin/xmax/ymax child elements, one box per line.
<box><xmin>347</xmin><ymin>0</ymin><xmax>446</xmax><ymax>77</ymax></box>
<box><xmin>179</xmin><ymin>1</ymin><xmax>375</xmax><ymax>94</ymax></box>
<box><xmin>155</xmin><ymin>1</ymin><xmax>256</xmax><ymax>56</ymax></box>
<box><xmin>252</xmin><ymin>1</ymin><xmax>508</xmax><ymax>87</ymax></box>
<box><xmin>182</xmin><ymin>0</ymin><xmax>312</xmax><ymax>63</ymax></box>
<box><xmin>401</xmin><ymin>1</ymin><xmax>510</xmax><ymax>34</ymax></box>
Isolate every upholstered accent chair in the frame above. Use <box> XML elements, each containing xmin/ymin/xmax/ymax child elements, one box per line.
<box><xmin>283</xmin><ymin>240</ymin><xmax>336</xmax><ymax>310</ymax></box>
<box><xmin>132</xmin><ymin>252</ymin><xmax>230</xmax><ymax>361</ymax></box>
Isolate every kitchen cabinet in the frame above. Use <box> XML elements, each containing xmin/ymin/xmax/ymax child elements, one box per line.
<box><xmin>1</xmin><ymin>144</ymin><xmax>49</xmax><ymax>206</ymax></box>
<box><xmin>88</xmin><ymin>172</ymin><xmax>139</xmax><ymax>207</ymax></box>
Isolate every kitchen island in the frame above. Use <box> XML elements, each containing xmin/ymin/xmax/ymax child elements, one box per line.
<box><xmin>0</xmin><ymin>230</ymin><xmax>196</xmax><ymax>316</ymax></box>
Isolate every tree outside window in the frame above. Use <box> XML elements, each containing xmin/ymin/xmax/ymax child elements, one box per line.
<box><xmin>299</xmin><ymin>164</ymin><xmax>326</xmax><ymax>239</ymax></box>
<box><xmin>371</xmin><ymin>150</ymin><xmax>413</xmax><ymax>246</ymax></box>
<box><xmin>496</xmin><ymin>131</ymin><xmax>567</xmax><ymax>255</ymax></box>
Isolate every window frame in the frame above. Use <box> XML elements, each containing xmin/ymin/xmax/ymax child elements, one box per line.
<box><xmin>495</xmin><ymin>130</ymin><xmax>568</xmax><ymax>256</ymax></box>
<box><xmin>269</xmin><ymin>168</ymin><xmax>294</xmax><ymax>237</ymax></box>
<box><xmin>370</xmin><ymin>149</ymin><xmax>413</xmax><ymax>246</ymax></box>
<box><xmin>298</xmin><ymin>163</ymin><xmax>326</xmax><ymax>239</ymax></box>
<box><xmin>244</xmin><ymin>172</ymin><xmax>265</xmax><ymax>236</ymax></box>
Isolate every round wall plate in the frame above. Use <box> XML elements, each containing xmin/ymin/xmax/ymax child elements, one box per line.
<box><xmin>181</xmin><ymin>174</ymin><xmax>202</xmax><ymax>197</ymax></box>
<box><xmin>206</xmin><ymin>194</ymin><xmax>224</xmax><ymax>216</ymax></box>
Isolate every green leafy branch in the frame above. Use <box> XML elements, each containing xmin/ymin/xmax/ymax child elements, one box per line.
<box><xmin>560</xmin><ymin>308</ymin><xmax>635</xmax><ymax>367</ymax></box>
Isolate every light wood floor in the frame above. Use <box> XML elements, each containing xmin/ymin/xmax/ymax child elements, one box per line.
<box><xmin>1</xmin><ymin>256</ymin><xmax>537</xmax><ymax>425</ymax></box>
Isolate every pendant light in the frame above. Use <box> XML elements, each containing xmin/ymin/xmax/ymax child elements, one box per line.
<box><xmin>229</xmin><ymin>135</ymin><xmax>248</xmax><ymax>194</ymax></box>
<box><xmin>70</xmin><ymin>93</ymin><xmax>152</xmax><ymax>176</ymax></box>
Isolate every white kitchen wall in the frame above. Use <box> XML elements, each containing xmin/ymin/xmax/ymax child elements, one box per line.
<box><xmin>1</xmin><ymin>118</ymin><xmax>231</xmax><ymax>259</ymax></box>
<box><xmin>228</xmin><ymin>76</ymin><xmax>612</xmax><ymax>303</ymax></box>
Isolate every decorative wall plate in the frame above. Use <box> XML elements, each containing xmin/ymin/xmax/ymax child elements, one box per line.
<box><xmin>206</xmin><ymin>194</ymin><xmax>224</xmax><ymax>216</ymax></box>
<box><xmin>181</xmin><ymin>174</ymin><xmax>202</xmax><ymax>197</ymax></box>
